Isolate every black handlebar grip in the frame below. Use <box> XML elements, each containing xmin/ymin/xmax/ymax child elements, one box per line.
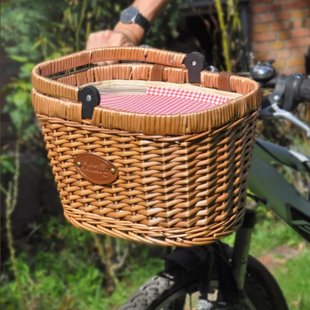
<box><xmin>300</xmin><ymin>78</ymin><xmax>310</xmax><ymax>102</ymax></box>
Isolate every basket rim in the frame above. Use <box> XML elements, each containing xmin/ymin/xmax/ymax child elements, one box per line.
<box><xmin>31</xmin><ymin>47</ymin><xmax>261</xmax><ymax>135</ymax></box>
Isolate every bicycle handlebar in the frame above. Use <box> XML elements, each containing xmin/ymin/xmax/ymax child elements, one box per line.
<box><xmin>251</xmin><ymin>62</ymin><xmax>309</xmax><ymax>112</ymax></box>
<box><xmin>259</xmin><ymin>75</ymin><xmax>309</xmax><ymax>112</ymax></box>
<box><xmin>255</xmin><ymin>66</ymin><xmax>310</xmax><ymax>136</ymax></box>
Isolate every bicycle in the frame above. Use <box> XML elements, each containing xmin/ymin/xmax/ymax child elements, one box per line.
<box><xmin>120</xmin><ymin>62</ymin><xmax>310</xmax><ymax>310</ymax></box>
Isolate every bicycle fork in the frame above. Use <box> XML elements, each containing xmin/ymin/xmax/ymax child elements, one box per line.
<box><xmin>232</xmin><ymin>209</ymin><xmax>257</xmax><ymax>300</ymax></box>
<box><xmin>197</xmin><ymin>210</ymin><xmax>257</xmax><ymax>310</ymax></box>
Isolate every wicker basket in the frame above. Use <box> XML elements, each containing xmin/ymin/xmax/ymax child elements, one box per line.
<box><xmin>32</xmin><ymin>47</ymin><xmax>260</xmax><ymax>247</ymax></box>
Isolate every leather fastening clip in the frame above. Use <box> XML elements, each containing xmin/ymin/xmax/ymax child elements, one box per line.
<box><xmin>183</xmin><ymin>52</ymin><xmax>206</xmax><ymax>83</ymax></box>
<box><xmin>78</xmin><ymin>86</ymin><xmax>101</xmax><ymax>119</ymax></box>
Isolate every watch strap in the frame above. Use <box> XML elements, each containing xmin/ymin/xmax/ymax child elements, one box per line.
<box><xmin>135</xmin><ymin>12</ymin><xmax>151</xmax><ymax>33</ymax></box>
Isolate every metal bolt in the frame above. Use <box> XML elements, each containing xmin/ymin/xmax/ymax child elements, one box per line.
<box><xmin>110</xmin><ymin>167</ymin><xmax>116</xmax><ymax>174</ymax></box>
<box><xmin>76</xmin><ymin>161</ymin><xmax>82</xmax><ymax>167</ymax></box>
<box><xmin>86</xmin><ymin>94</ymin><xmax>92</xmax><ymax>102</ymax></box>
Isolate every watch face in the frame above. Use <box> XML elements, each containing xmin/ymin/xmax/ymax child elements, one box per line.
<box><xmin>120</xmin><ymin>7</ymin><xmax>139</xmax><ymax>24</ymax></box>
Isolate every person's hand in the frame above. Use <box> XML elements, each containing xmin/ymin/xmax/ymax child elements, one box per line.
<box><xmin>86</xmin><ymin>29</ymin><xmax>135</xmax><ymax>50</ymax></box>
<box><xmin>86</xmin><ymin>0</ymin><xmax>168</xmax><ymax>50</ymax></box>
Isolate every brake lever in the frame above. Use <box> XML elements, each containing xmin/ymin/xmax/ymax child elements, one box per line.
<box><xmin>260</xmin><ymin>103</ymin><xmax>310</xmax><ymax>137</ymax></box>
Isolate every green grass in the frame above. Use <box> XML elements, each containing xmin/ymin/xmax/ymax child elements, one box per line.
<box><xmin>0</xmin><ymin>216</ymin><xmax>164</xmax><ymax>310</ymax></box>
<box><xmin>274</xmin><ymin>247</ymin><xmax>310</xmax><ymax>310</ymax></box>
<box><xmin>0</xmin><ymin>254</ymin><xmax>163</xmax><ymax>310</ymax></box>
<box><xmin>250</xmin><ymin>214</ymin><xmax>310</xmax><ymax>310</ymax></box>
<box><xmin>251</xmin><ymin>216</ymin><xmax>302</xmax><ymax>255</ymax></box>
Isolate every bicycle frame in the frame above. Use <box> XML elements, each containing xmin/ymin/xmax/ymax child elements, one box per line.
<box><xmin>248</xmin><ymin>138</ymin><xmax>310</xmax><ymax>242</ymax></box>
<box><xmin>230</xmin><ymin>137</ymin><xmax>310</xmax><ymax>296</ymax></box>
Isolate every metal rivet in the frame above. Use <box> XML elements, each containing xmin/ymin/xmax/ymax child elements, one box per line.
<box><xmin>110</xmin><ymin>167</ymin><xmax>116</xmax><ymax>174</ymax></box>
<box><xmin>86</xmin><ymin>95</ymin><xmax>92</xmax><ymax>102</ymax></box>
<box><xmin>76</xmin><ymin>161</ymin><xmax>82</xmax><ymax>167</ymax></box>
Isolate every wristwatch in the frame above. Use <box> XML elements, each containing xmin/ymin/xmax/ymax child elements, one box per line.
<box><xmin>120</xmin><ymin>7</ymin><xmax>151</xmax><ymax>33</ymax></box>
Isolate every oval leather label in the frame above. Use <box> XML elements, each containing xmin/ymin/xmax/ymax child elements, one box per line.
<box><xmin>74</xmin><ymin>154</ymin><xmax>118</xmax><ymax>185</ymax></box>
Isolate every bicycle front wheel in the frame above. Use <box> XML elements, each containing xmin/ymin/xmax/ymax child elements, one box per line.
<box><xmin>120</xmin><ymin>254</ymin><xmax>288</xmax><ymax>310</ymax></box>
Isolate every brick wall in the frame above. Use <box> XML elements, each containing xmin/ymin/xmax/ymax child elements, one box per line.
<box><xmin>251</xmin><ymin>0</ymin><xmax>310</xmax><ymax>74</ymax></box>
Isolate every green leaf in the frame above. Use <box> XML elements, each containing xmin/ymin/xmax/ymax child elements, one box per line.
<box><xmin>11</xmin><ymin>91</ymin><xmax>29</xmax><ymax>108</ymax></box>
<box><xmin>9</xmin><ymin>55</ymin><xmax>29</xmax><ymax>63</ymax></box>
<box><xmin>0</xmin><ymin>155</ymin><xmax>15</xmax><ymax>174</ymax></box>
<box><xmin>20</xmin><ymin>63</ymin><xmax>35</xmax><ymax>77</ymax></box>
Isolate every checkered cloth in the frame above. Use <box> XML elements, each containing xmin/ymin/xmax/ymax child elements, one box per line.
<box><xmin>99</xmin><ymin>86</ymin><xmax>230</xmax><ymax>115</ymax></box>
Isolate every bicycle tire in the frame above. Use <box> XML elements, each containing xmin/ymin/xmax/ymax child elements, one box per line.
<box><xmin>120</xmin><ymin>254</ymin><xmax>288</xmax><ymax>310</ymax></box>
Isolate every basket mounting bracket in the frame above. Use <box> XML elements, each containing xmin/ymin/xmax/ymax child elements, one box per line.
<box><xmin>78</xmin><ymin>86</ymin><xmax>101</xmax><ymax>119</ymax></box>
<box><xmin>183</xmin><ymin>52</ymin><xmax>205</xmax><ymax>83</ymax></box>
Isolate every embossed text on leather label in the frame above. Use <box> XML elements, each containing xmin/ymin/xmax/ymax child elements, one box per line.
<box><xmin>74</xmin><ymin>153</ymin><xmax>118</xmax><ymax>185</ymax></box>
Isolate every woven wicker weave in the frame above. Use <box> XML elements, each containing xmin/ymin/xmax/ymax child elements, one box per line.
<box><xmin>32</xmin><ymin>47</ymin><xmax>260</xmax><ymax>247</ymax></box>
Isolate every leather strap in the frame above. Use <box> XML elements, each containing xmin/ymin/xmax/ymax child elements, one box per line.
<box><xmin>149</xmin><ymin>64</ymin><xmax>164</xmax><ymax>81</ymax></box>
<box><xmin>218</xmin><ymin>72</ymin><xmax>232</xmax><ymax>92</ymax></box>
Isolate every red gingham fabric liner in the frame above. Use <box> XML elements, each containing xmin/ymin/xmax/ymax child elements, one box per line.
<box><xmin>99</xmin><ymin>86</ymin><xmax>230</xmax><ymax>115</ymax></box>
